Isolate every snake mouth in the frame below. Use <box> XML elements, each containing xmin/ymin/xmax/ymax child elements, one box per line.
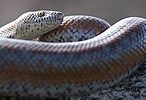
<box><xmin>58</xmin><ymin>17</ymin><xmax>64</xmax><ymax>23</ymax></box>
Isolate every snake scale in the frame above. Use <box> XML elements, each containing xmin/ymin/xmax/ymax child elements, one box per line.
<box><xmin>0</xmin><ymin>10</ymin><xmax>145</xmax><ymax>98</ymax></box>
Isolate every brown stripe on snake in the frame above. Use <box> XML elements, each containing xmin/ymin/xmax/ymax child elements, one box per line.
<box><xmin>0</xmin><ymin>47</ymin><xmax>144</xmax><ymax>85</ymax></box>
<box><xmin>0</xmin><ymin>10</ymin><xmax>145</xmax><ymax>97</ymax></box>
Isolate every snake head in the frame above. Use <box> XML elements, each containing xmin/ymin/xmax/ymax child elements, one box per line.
<box><xmin>15</xmin><ymin>10</ymin><xmax>64</xmax><ymax>39</ymax></box>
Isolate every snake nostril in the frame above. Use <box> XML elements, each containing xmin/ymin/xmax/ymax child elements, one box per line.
<box><xmin>58</xmin><ymin>12</ymin><xmax>64</xmax><ymax>16</ymax></box>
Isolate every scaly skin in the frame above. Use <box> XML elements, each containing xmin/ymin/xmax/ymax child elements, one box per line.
<box><xmin>0</xmin><ymin>10</ymin><xmax>145</xmax><ymax>98</ymax></box>
<box><xmin>0</xmin><ymin>10</ymin><xmax>63</xmax><ymax>39</ymax></box>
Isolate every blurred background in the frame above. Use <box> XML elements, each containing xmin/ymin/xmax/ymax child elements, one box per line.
<box><xmin>0</xmin><ymin>0</ymin><xmax>145</xmax><ymax>27</ymax></box>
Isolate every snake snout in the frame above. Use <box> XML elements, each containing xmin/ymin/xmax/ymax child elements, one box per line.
<box><xmin>56</xmin><ymin>12</ymin><xmax>64</xmax><ymax>23</ymax></box>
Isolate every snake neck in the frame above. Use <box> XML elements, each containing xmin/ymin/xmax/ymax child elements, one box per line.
<box><xmin>0</xmin><ymin>21</ymin><xmax>17</xmax><ymax>38</ymax></box>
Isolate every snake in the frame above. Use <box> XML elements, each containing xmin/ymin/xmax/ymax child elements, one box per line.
<box><xmin>0</xmin><ymin>10</ymin><xmax>145</xmax><ymax>98</ymax></box>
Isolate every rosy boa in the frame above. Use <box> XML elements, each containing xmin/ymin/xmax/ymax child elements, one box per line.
<box><xmin>0</xmin><ymin>10</ymin><xmax>145</xmax><ymax>98</ymax></box>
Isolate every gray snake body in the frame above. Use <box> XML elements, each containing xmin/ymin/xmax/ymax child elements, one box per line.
<box><xmin>0</xmin><ymin>10</ymin><xmax>145</xmax><ymax>97</ymax></box>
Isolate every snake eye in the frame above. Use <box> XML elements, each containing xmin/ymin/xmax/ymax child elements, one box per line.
<box><xmin>37</xmin><ymin>11</ymin><xmax>45</xmax><ymax>17</ymax></box>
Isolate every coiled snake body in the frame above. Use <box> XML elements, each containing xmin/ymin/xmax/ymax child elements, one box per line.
<box><xmin>0</xmin><ymin>10</ymin><xmax>145</xmax><ymax>97</ymax></box>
